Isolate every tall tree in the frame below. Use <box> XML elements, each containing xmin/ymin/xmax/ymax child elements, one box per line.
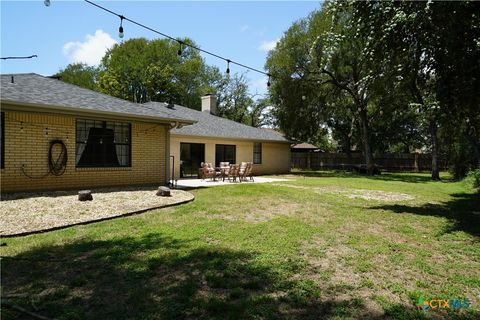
<box><xmin>267</xmin><ymin>2</ymin><xmax>389</xmax><ymax>174</ymax></box>
<box><xmin>215</xmin><ymin>73</ymin><xmax>253</xmax><ymax>124</ymax></box>
<box><xmin>55</xmin><ymin>63</ymin><xmax>99</xmax><ymax>91</ymax></box>
<box><xmin>97</xmin><ymin>37</ymin><xmax>217</xmax><ymax>107</ymax></box>
<box><xmin>352</xmin><ymin>0</ymin><xmax>480</xmax><ymax>179</ymax></box>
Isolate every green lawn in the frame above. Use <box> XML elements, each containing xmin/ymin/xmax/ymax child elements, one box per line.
<box><xmin>1</xmin><ymin>172</ymin><xmax>479</xmax><ymax>319</ymax></box>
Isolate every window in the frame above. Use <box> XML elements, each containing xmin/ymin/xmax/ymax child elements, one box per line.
<box><xmin>76</xmin><ymin>119</ymin><xmax>131</xmax><ymax>167</ymax></box>
<box><xmin>1</xmin><ymin>112</ymin><xmax>4</xmax><ymax>169</ymax></box>
<box><xmin>253</xmin><ymin>142</ymin><xmax>262</xmax><ymax>164</ymax></box>
<box><xmin>215</xmin><ymin>144</ymin><xmax>236</xmax><ymax>167</ymax></box>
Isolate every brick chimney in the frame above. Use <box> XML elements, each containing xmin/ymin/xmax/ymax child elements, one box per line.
<box><xmin>201</xmin><ymin>94</ymin><xmax>217</xmax><ymax>115</ymax></box>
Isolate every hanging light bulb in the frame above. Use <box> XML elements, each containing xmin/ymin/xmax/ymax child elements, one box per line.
<box><xmin>20</xmin><ymin>122</ymin><xmax>24</xmax><ymax>133</ymax></box>
<box><xmin>177</xmin><ymin>42</ymin><xmax>182</xmax><ymax>56</ymax></box>
<box><xmin>226</xmin><ymin>59</ymin><xmax>231</xmax><ymax>74</ymax></box>
<box><xmin>267</xmin><ymin>75</ymin><xmax>271</xmax><ymax>87</ymax></box>
<box><xmin>118</xmin><ymin>16</ymin><xmax>125</xmax><ymax>39</ymax></box>
<box><xmin>44</xmin><ymin>0</ymin><xmax>51</xmax><ymax>7</ymax></box>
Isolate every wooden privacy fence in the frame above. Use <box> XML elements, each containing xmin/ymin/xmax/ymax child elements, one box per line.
<box><xmin>291</xmin><ymin>152</ymin><xmax>448</xmax><ymax>171</ymax></box>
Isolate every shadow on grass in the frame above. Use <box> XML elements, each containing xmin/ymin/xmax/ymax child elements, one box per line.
<box><xmin>370</xmin><ymin>192</ymin><xmax>480</xmax><ymax>238</ymax></box>
<box><xmin>291</xmin><ymin>170</ymin><xmax>451</xmax><ymax>184</ymax></box>
<box><xmin>1</xmin><ymin>232</ymin><xmax>446</xmax><ymax>320</ymax></box>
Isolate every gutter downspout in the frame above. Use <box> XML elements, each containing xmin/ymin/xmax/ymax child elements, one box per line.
<box><xmin>165</xmin><ymin>126</ymin><xmax>171</xmax><ymax>186</ymax></box>
<box><xmin>166</xmin><ymin>121</ymin><xmax>182</xmax><ymax>187</ymax></box>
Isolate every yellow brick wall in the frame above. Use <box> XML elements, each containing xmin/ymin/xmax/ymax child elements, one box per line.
<box><xmin>170</xmin><ymin>135</ymin><xmax>290</xmax><ymax>179</ymax></box>
<box><xmin>1</xmin><ymin>110</ymin><xmax>167</xmax><ymax>193</ymax></box>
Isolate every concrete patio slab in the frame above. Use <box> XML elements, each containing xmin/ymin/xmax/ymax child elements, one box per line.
<box><xmin>174</xmin><ymin>176</ymin><xmax>289</xmax><ymax>188</ymax></box>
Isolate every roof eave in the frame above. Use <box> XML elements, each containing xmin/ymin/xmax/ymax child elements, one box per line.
<box><xmin>0</xmin><ymin>99</ymin><xmax>196</xmax><ymax>126</ymax></box>
<box><xmin>170</xmin><ymin>132</ymin><xmax>292</xmax><ymax>144</ymax></box>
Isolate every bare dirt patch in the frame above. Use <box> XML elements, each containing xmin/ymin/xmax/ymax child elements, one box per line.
<box><xmin>0</xmin><ymin>187</ymin><xmax>194</xmax><ymax>236</ymax></box>
<box><xmin>301</xmin><ymin>234</ymin><xmax>408</xmax><ymax>316</ymax></box>
<box><xmin>272</xmin><ymin>184</ymin><xmax>414</xmax><ymax>202</ymax></box>
<box><xmin>301</xmin><ymin>225</ymin><xmax>480</xmax><ymax>319</ymax></box>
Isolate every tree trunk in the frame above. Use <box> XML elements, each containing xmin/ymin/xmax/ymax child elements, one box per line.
<box><xmin>345</xmin><ymin>137</ymin><xmax>352</xmax><ymax>160</ymax></box>
<box><xmin>430</xmin><ymin>119</ymin><xmax>440</xmax><ymax>180</ymax></box>
<box><xmin>358</xmin><ymin>107</ymin><xmax>375</xmax><ymax>175</ymax></box>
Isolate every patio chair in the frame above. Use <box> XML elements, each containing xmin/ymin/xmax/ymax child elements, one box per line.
<box><xmin>238</xmin><ymin>162</ymin><xmax>248</xmax><ymax>178</ymax></box>
<box><xmin>219</xmin><ymin>162</ymin><xmax>230</xmax><ymax>181</ymax></box>
<box><xmin>198</xmin><ymin>162</ymin><xmax>205</xmax><ymax>179</ymax></box>
<box><xmin>227</xmin><ymin>164</ymin><xmax>239</xmax><ymax>182</ymax></box>
<box><xmin>242</xmin><ymin>162</ymin><xmax>254</xmax><ymax>182</ymax></box>
<box><xmin>201</xmin><ymin>163</ymin><xmax>218</xmax><ymax>180</ymax></box>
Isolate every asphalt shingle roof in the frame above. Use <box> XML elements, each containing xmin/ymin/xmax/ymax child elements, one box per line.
<box><xmin>292</xmin><ymin>142</ymin><xmax>320</xmax><ymax>150</ymax></box>
<box><xmin>1</xmin><ymin>73</ymin><xmax>193</xmax><ymax>124</ymax></box>
<box><xmin>144</xmin><ymin>101</ymin><xmax>290</xmax><ymax>143</ymax></box>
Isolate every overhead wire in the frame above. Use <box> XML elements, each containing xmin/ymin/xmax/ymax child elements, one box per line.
<box><xmin>82</xmin><ymin>0</ymin><xmax>271</xmax><ymax>81</ymax></box>
<box><xmin>0</xmin><ymin>55</ymin><xmax>37</xmax><ymax>60</ymax></box>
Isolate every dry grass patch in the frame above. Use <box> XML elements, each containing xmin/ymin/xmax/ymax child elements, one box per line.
<box><xmin>199</xmin><ymin>199</ymin><xmax>302</xmax><ymax>223</ymax></box>
<box><xmin>0</xmin><ymin>187</ymin><xmax>194</xmax><ymax>236</ymax></box>
<box><xmin>273</xmin><ymin>183</ymin><xmax>414</xmax><ymax>202</ymax></box>
<box><xmin>301</xmin><ymin>223</ymin><xmax>480</xmax><ymax>319</ymax></box>
<box><xmin>302</xmin><ymin>234</ymin><xmax>415</xmax><ymax>314</ymax></box>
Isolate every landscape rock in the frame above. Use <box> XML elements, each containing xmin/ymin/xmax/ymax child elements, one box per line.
<box><xmin>78</xmin><ymin>190</ymin><xmax>93</xmax><ymax>201</ymax></box>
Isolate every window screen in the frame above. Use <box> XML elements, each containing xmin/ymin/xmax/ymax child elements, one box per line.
<box><xmin>215</xmin><ymin>144</ymin><xmax>236</xmax><ymax>167</ymax></box>
<box><xmin>253</xmin><ymin>142</ymin><xmax>262</xmax><ymax>164</ymax></box>
<box><xmin>76</xmin><ymin>119</ymin><xmax>131</xmax><ymax>167</ymax></box>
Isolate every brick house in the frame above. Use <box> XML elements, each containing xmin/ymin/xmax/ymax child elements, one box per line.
<box><xmin>146</xmin><ymin>96</ymin><xmax>291</xmax><ymax>179</ymax></box>
<box><xmin>1</xmin><ymin>73</ymin><xmax>291</xmax><ymax>193</ymax></box>
<box><xmin>0</xmin><ymin>73</ymin><xmax>193</xmax><ymax>192</ymax></box>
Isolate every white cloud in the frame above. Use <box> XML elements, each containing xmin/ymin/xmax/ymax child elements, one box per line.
<box><xmin>240</xmin><ymin>25</ymin><xmax>249</xmax><ymax>33</ymax></box>
<box><xmin>63</xmin><ymin>30</ymin><xmax>117</xmax><ymax>66</ymax></box>
<box><xmin>258</xmin><ymin>39</ymin><xmax>279</xmax><ymax>52</ymax></box>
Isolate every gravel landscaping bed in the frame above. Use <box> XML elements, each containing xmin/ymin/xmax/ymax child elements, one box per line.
<box><xmin>0</xmin><ymin>187</ymin><xmax>194</xmax><ymax>236</ymax></box>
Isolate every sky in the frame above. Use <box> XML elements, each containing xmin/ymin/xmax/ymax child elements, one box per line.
<box><xmin>1</xmin><ymin>0</ymin><xmax>321</xmax><ymax>95</ymax></box>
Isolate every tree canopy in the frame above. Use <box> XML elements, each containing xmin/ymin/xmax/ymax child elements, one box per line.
<box><xmin>55</xmin><ymin>63</ymin><xmax>99</xmax><ymax>91</ymax></box>
<box><xmin>266</xmin><ymin>0</ymin><xmax>479</xmax><ymax>178</ymax></box>
<box><xmin>56</xmin><ymin>38</ymin><xmax>270</xmax><ymax>128</ymax></box>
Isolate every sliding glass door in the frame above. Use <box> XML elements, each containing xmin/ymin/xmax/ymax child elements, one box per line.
<box><xmin>180</xmin><ymin>143</ymin><xmax>205</xmax><ymax>178</ymax></box>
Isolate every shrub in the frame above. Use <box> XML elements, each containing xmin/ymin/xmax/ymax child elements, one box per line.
<box><xmin>466</xmin><ymin>169</ymin><xmax>480</xmax><ymax>191</ymax></box>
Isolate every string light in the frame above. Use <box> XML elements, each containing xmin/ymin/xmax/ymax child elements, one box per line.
<box><xmin>118</xmin><ymin>16</ymin><xmax>125</xmax><ymax>39</ymax></box>
<box><xmin>267</xmin><ymin>75</ymin><xmax>271</xmax><ymax>87</ymax></box>
<box><xmin>83</xmin><ymin>0</ymin><xmax>271</xmax><ymax>79</ymax></box>
<box><xmin>177</xmin><ymin>42</ymin><xmax>182</xmax><ymax>56</ymax></box>
<box><xmin>1</xmin><ymin>55</ymin><xmax>37</xmax><ymax>60</ymax></box>
<box><xmin>44</xmin><ymin>0</ymin><xmax>51</xmax><ymax>7</ymax></box>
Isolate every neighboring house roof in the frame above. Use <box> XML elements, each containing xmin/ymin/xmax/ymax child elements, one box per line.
<box><xmin>291</xmin><ymin>142</ymin><xmax>320</xmax><ymax>150</ymax></box>
<box><xmin>0</xmin><ymin>73</ymin><xmax>193</xmax><ymax>125</ymax></box>
<box><xmin>145</xmin><ymin>101</ymin><xmax>290</xmax><ymax>143</ymax></box>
